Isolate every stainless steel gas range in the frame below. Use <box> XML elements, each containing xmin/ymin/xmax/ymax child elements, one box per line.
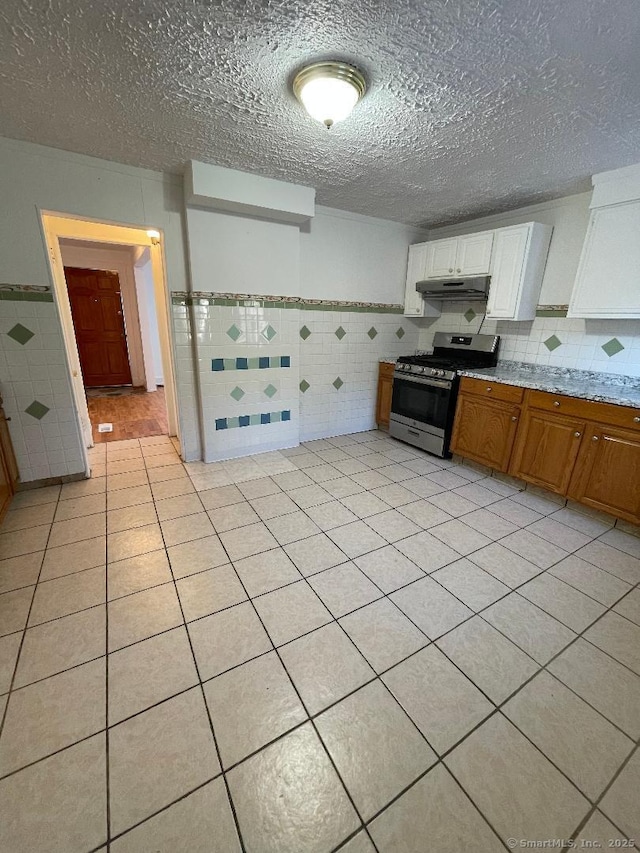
<box><xmin>389</xmin><ymin>332</ymin><xmax>500</xmax><ymax>457</ymax></box>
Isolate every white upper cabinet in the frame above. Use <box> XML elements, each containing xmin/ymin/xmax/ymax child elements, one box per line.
<box><xmin>569</xmin><ymin>198</ymin><xmax>640</xmax><ymax>319</ymax></box>
<box><xmin>403</xmin><ymin>243</ymin><xmax>441</xmax><ymax>317</ymax></box>
<box><xmin>425</xmin><ymin>231</ymin><xmax>494</xmax><ymax>278</ymax></box>
<box><xmin>486</xmin><ymin>222</ymin><xmax>553</xmax><ymax>321</ymax></box>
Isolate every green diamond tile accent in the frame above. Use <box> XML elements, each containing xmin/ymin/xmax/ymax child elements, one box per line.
<box><xmin>264</xmin><ymin>384</ymin><xmax>277</xmax><ymax>399</ymax></box>
<box><xmin>543</xmin><ymin>334</ymin><xmax>562</xmax><ymax>352</ymax></box>
<box><xmin>7</xmin><ymin>323</ymin><xmax>35</xmax><ymax>345</ymax></box>
<box><xmin>300</xmin><ymin>325</ymin><xmax>311</xmax><ymax>340</ymax></box>
<box><xmin>602</xmin><ymin>337</ymin><xmax>624</xmax><ymax>357</ymax></box>
<box><xmin>335</xmin><ymin>326</ymin><xmax>346</xmax><ymax>340</ymax></box>
<box><xmin>262</xmin><ymin>324</ymin><xmax>277</xmax><ymax>342</ymax></box>
<box><xmin>25</xmin><ymin>400</ymin><xmax>50</xmax><ymax>420</ymax></box>
<box><xmin>230</xmin><ymin>386</ymin><xmax>245</xmax><ymax>401</ymax></box>
<box><xmin>333</xmin><ymin>377</ymin><xmax>344</xmax><ymax>390</ymax></box>
<box><xmin>396</xmin><ymin>327</ymin><xmax>405</xmax><ymax>339</ymax></box>
<box><xmin>464</xmin><ymin>308</ymin><xmax>477</xmax><ymax>323</ymax></box>
<box><xmin>367</xmin><ymin>327</ymin><xmax>378</xmax><ymax>339</ymax></box>
<box><xmin>299</xmin><ymin>379</ymin><xmax>310</xmax><ymax>393</ymax></box>
<box><xmin>226</xmin><ymin>324</ymin><xmax>242</xmax><ymax>342</ymax></box>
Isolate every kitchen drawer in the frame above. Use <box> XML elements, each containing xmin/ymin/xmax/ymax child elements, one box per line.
<box><xmin>459</xmin><ymin>376</ymin><xmax>524</xmax><ymax>404</ymax></box>
<box><xmin>525</xmin><ymin>390</ymin><xmax>640</xmax><ymax>431</ymax></box>
<box><xmin>378</xmin><ymin>361</ymin><xmax>396</xmax><ymax>379</ymax></box>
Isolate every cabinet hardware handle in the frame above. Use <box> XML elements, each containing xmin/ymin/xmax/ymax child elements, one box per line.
<box><xmin>634</xmin><ymin>416</ymin><xmax>640</xmax><ymax>423</ymax></box>
<box><xmin>486</xmin><ymin>387</ymin><xmax>492</xmax><ymax>392</ymax></box>
<box><xmin>592</xmin><ymin>435</ymin><xmax>599</xmax><ymax>441</ymax></box>
<box><xmin>574</xmin><ymin>432</ymin><xmax>581</xmax><ymax>437</ymax></box>
<box><xmin>511</xmin><ymin>416</ymin><xmax>518</xmax><ymax>421</ymax></box>
<box><xmin>457</xmin><ymin>268</ymin><xmax>461</xmax><ymax>273</ymax></box>
<box><xmin>553</xmin><ymin>401</ymin><xmax>560</xmax><ymax>407</ymax></box>
<box><xmin>448</xmin><ymin>268</ymin><xmax>453</xmax><ymax>273</ymax></box>
<box><xmin>5</xmin><ymin>416</ymin><xmax>10</xmax><ymax>422</ymax></box>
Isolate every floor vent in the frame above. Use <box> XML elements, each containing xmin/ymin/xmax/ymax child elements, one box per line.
<box><xmin>97</xmin><ymin>423</ymin><xmax>113</xmax><ymax>433</ymax></box>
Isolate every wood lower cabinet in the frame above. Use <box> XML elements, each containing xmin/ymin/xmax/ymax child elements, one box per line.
<box><xmin>568</xmin><ymin>424</ymin><xmax>640</xmax><ymax>523</ymax></box>
<box><xmin>510</xmin><ymin>409</ymin><xmax>586</xmax><ymax>495</ymax></box>
<box><xmin>450</xmin><ymin>395</ymin><xmax>520</xmax><ymax>472</ymax></box>
<box><xmin>376</xmin><ymin>362</ymin><xmax>395</xmax><ymax>429</ymax></box>
<box><xmin>0</xmin><ymin>397</ymin><xmax>18</xmax><ymax>522</ymax></box>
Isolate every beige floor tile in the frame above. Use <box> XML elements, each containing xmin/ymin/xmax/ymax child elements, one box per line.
<box><xmin>155</xmin><ymin>492</ymin><xmax>204</xmax><ymax>522</ymax></box>
<box><xmin>106</xmin><ymin>470</ymin><xmax>149</xmax><ymax>492</ymax></box>
<box><xmin>339</xmin><ymin>492</ymin><xmax>390</xmax><ymax>520</ymax></box>
<box><xmin>301</xmin><ymin>501</ymin><xmax>358</xmax><ymax>531</ymax></box>
<box><xmin>445</xmin><ymin>715</ymin><xmax>588</xmax><ymax>844</ymax></box>
<box><xmin>108</xmin><ymin>626</ymin><xmax>198</xmax><ymax>724</ymax></box>
<box><xmin>575</xmin><ymin>810</ymin><xmax>633</xmax><ymax>849</ymax></box>
<box><xmin>503</xmin><ymin>671</ymin><xmax>634</xmax><ymax>799</ymax></box>
<box><xmin>233</xmin><ymin>547</ymin><xmax>301</xmax><ymax>597</ymax></box>
<box><xmin>0</xmin><ymin>658</ymin><xmax>105</xmax><ymax>775</ymax></box>
<box><xmin>391</xmin><ymin>576</ymin><xmax>472</xmax><ymax>640</ymax></box>
<box><xmin>253</xmin><ymin>580</ymin><xmax>332</xmax><ymax>646</ymax></box>
<box><xmin>140</xmin><ymin>438</ymin><xmax>175</xmax><ymax>455</ymax></box>
<box><xmin>28</xmin><ymin>565</ymin><xmax>105</xmax><ymax>626</ymax></box>
<box><xmin>429</xmin><ymin>491</ymin><xmax>485</xmax><ymax>517</ymax></box>
<box><xmin>527</xmin><ymin>517</ymin><xmax>593</xmax><ymax>552</ymax></box>
<box><xmin>280</xmin><ymin>623</ymin><xmax>374</xmax><ymax>715</ymax></box>
<box><xmin>614</xmin><ymin>588</ymin><xmax>640</xmax><ymax>626</ymax></box>
<box><xmin>460</xmin><ymin>507</ymin><xmax>518</xmax><ymax>540</ymax></box>
<box><xmin>160</xmin><ymin>512</ymin><xmax>215</xmax><ymax>547</ymax></box>
<box><xmin>363</xmin><ymin>508</ymin><xmax>421</xmax><ymax>544</ymax></box>
<box><xmin>2</xmin><ymin>502</ymin><xmax>56</xmax><ymax>532</ymax></box>
<box><xmin>167</xmin><ymin>534</ymin><xmax>229</xmax><ymax>579</ymax></box>
<box><xmin>48</xmin><ymin>514</ymin><xmax>105</xmax><ymax>549</ymax></box>
<box><xmin>144</xmin><ymin>452</ymin><xmax>181</xmax><ymax>469</ymax></box>
<box><xmin>398</xmin><ymin>500</ymin><xmax>452</xmax><ymax>530</ymax></box>
<box><xmin>599</xmin><ymin>527</ymin><xmax>640</xmax><ymax>558</ymax></box>
<box><xmin>109</xmin><ymin>688</ymin><xmax>220</xmax><ymax>835</ymax></box>
<box><xmin>208</xmin><ymin>501</ymin><xmax>260</xmax><ymax>532</ymax></box>
<box><xmin>40</xmin><ymin>537</ymin><xmax>105</xmax><ymax>582</ymax></box>
<box><xmin>402</xmin><ymin>476</ymin><xmax>445</xmax><ymax>499</ymax></box>
<box><xmin>431</xmin><ymin>559</ymin><xmax>510</xmax><ymax>611</ymax></box>
<box><xmin>549</xmin><ymin>554</ymin><xmax>632</xmax><ymax>606</ymax></box>
<box><xmin>574</xmin><ymin>540</ymin><xmax>640</xmax><ymax>585</ymax></box>
<box><xmin>177</xmin><ymin>564</ymin><xmax>247</xmax><ymax>621</ymax></box>
<box><xmin>107</xmin><ymin>484</ymin><xmax>153</xmax><ymax>511</ymax></box>
<box><xmin>107</xmin><ymin>502</ymin><xmax>157</xmax><ymax>534</ymax></box>
<box><xmin>584</xmin><ymin>612</ymin><xmax>640</xmax><ymax>674</ymax></box>
<box><xmin>264</xmin><ymin>510</ymin><xmax>322</xmax><ymax>546</ymax></box>
<box><xmin>383</xmin><ymin>645</ymin><xmax>493</xmax><ymax>754</ymax></box>
<box><xmin>336</xmin><ymin>831</ymin><xmax>375</xmax><ymax>853</ymax></box>
<box><xmin>110</xmin><ymin>777</ymin><xmax>241</xmax><ymax>853</ymax></box>
<box><xmin>394</xmin><ymin>530</ymin><xmax>460</xmax><ymax>574</ymax></box>
<box><xmin>482</xmin><ymin>593</ymin><xmax>576</xmax><ymax>664</ymax></box>
<box><xmin>370</xmin><ymin>483</ymin><xmax>420</xmax><ymax>507</ymax></box>
<box><xmin>107</xmin><ymin>446</ymin><xmax>143</xmax><ymax>462</ymax></box>
<box><xmin>219</xmin><ymin>522</ymin><xmax>279</xmax><ymax>561</ymax></box>
<box><xmin>549</xmin><ymin>638</ymin><xmax>640</xmax><ymax>739</ymax></box>
<box><xmin>349</xmin><ymin>469</ymin><xmax>393</xmax><ymax>490</ymax></box>
<box><xmin>283</xmin><ymin>533</ymin><xmax>349</xmax><ymax>577</ymax></box>
<box><xmin>288</xmin><ymin>483</ymin><xmax>333</xmax><ymax>509</ymax></box>
<box><xmin>308</xmin><ymin>563</ymin><xmax>382</xmax><ymax>618</ymax></box>
<box><xmin>54</xmin><ymin>493</ymin><xmax>106</xmax><ymax>523</ymax></box>
<box><xmin>107</xmin><ymin>457</ymin><xmax>146</xmax><ymax>476</ymax></box>
<box><xmin>0</xmin><ymin>524</ymin><xmax>50</xmax><ymax>558</ymax></box>
<box><xmin>0</xmin><ymin>585</ymin><xmax>33</xmax><ymax>636</ymax></box>
<box><xmin>198</xmin><ymin>484</ymin><xmax>245</xmax><ymax>510</ymax></box>
<box><xmin>238</xmin><ymin>476</ymin><xmax>281</xmax><ymax>499</ymax></box>
<box><xmin>11</xmin><ymin>484</ymin><xmax>61</xmax><ymax>507</ymax></box>
<box><xmin>316</xmin><ymin>680</ymin><xmax>436</xmax><ymax>821</ymax></box>
<box><xmin>14</xmin><ymin>606</ymin><xmax>106</xmax><ymax>688</ymax></box>
<box><xmin>549</xmin><ymin>506</ymin><xmax>613</xmax><ymax>537</ymax></box>
<box><xmin>437</xmin><ymin>616</ymin><xmax>539</xmax><ymax>704</ymax></box>
<box><xmin>369</xmin><ymin>764</ymin><xmax>504</xmax><ymax>853</ymax></box>
<box><xmin>108</xmin><ymin>522</ymin><xmax>164</xmax><ymax>563</ymax></box>
<box><xmin>188</xmin><ymin>601</ymin><xmax>272</xmax><ymax>679</ymax></box>
<box><xmin>326</xmin><ymin>520</ymin><xmax>387</xmax><ymax>559</ymax></box>
<box><xmin>488</xmin><ymin>497</ymin><xmax>542</xmax><ymax>527</ymax></box>
<box><xmin>354</xmin><ymin>545</ymin><xmax>424</xmax><ymax>593</ymax></box>
<box><xmin>518</xmin><ymin>572</ymin><xmax>606</xmax><ymax>631</ymax></box>
<box><xmin>149</xmin><ymin>475</ymin><xmax>194</xmax><ymax>499</ymax></box>
<box><xmin>599</xmin><ymin>750</ymin><xmax>640</xmax><ymax>841</ymax></box>
<box><xmin>204</xmin><ymin>651</ymin><xmax>306</xmax><ymax>767</ymax></box>
<box><xmin>323</xmin><ymin>476</ymin><xmax>366</xmax><ymax>499</ymax></box>
<box><xmin>0</xmin><ymin>632</ymin><xmax>22</xmax><ymax>693</ymax></box>
<box><xmin>0</xmin><ymin>551</ymin><xmax>43</xmax><ymax>592</ymax></box>
<box><xmin>107</xmin><ymin>550</ymin><xmax>172</xmax><ymax>600</ymax></box>
<box><xmin>0</xmin><ymin>733</ymin><xmax>106</xmax><ymax>853</ymax></box>
<box><xmin>249</xmin><ymin>492</ymin><xmax>299</xmax><ymax>521</ymax></box>
<box><xmin>468</xmin><ymin>541</ymin><xmax>541</xmax><ymax>588</ymax></box>
<box><xmin>512</xmin><ymin>489</ymin><xmax>564</xmax><ymax>515</ymax></box>
<box><xmin>430</xmin><ymin>519</ymin><xmax>493</xmax><ymax>557</ymax></box>
<box><xmin>500</xmin><ymin>529</ymin><xmax>568</xmax><ymax>569</ymax></box>
<box><xmin>108</xmin><ymin>584</ymin><xmax>183</xmax><ymax>652</ymax></box>
<box><xmin>306</xmin><ymin>463</ymin><xmax>344</xmax><ymax>484</ymax></box>
<box><xmin>340</xmin><ymin>599</ymin><xmax>429</xmax><ymax>673</ymax></box>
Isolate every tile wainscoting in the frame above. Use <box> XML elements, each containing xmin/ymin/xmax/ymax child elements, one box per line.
<box><xmin>172</xmin><ymin>294</ymin><xmax>420</xmax><ymax>462</ymax></box>
<box><xmin>0</xmin><ymin>286</ymin><xmax>85</xmax><ymax>482</ymax></box>
<box><xmin>418</xmin><ymin>301</ymin><xmax>640</xmax><ymax>377</ymax></box>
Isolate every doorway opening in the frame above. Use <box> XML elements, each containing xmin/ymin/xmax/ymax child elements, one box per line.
<box><xmin>40</xmin><ymin>214</ymin><xmax>180</xmax><ymax>466</ymax></box>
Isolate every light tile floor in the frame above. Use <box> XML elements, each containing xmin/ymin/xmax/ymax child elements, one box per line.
<box><xmin>0</xmin><ymin>431</ymin><xmax>639</xmax><ymax>852</ymax></box>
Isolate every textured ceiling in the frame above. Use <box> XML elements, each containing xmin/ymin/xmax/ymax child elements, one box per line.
<box><xmin>1</xmin><ymin>0</ymin><xmax>639</xmax><ymax>226</ymax></box>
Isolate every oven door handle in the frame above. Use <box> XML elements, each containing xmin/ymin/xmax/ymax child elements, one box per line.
<box><xmin>393</xmin><ymin>372</ymin><xmax>452</xmax><ymax>390</ymax></box>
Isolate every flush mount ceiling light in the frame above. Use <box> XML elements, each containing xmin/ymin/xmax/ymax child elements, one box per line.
<box><xmin>293</xmin><ymin>61</ymin><xmax>366</xmax><ymax>129</ymax></box>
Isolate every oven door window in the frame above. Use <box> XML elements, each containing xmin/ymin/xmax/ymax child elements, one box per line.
<box><xmin>391</xmin><ymin>377</ymin><xmax>452</xmax><ymax>431</ymax></box>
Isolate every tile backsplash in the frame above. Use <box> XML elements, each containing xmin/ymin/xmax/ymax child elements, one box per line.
<box><xmin>418</xmin><ymin>301</ymin><xmax>640</xmax><ymax>378</ymax></box>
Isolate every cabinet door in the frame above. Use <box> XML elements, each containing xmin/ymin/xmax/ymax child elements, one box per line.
<box><xmin>568</xmin><ymin>201</ymin><xmax>640</xmax><ymax>318</ymax></box>
<box><xmin>510</xmin><ymin>408</ymin><xmax>585</xmax><ymax>494</ymax></box>
<box><xmin>569</xmin><ymin>424</ymin><xmax>640</xmax><ymax>523</ymax></box>
<box><xmin>404</xmin><ymin>243</ymin><xmax>427</xmax><ymax>316</ymax></box>
<box><xmin>456</xmin><ymin>232</ymin><xmax>494</xmax><ymax>275</ymax></box>
<box><xmin>486</xmin><ymin>225</ymin><xmax>529</xmax><ymax>319</ymax></box>
<box><xmin>450</xmin><ymin>395</ymin><xmax>520</xmax><ymax>472</ymax></box>
<box><xmin>376</xmin><ymin>371</ymin><xmax>394</xmax><ymax>429</ymax></box>
<box><xmin>425</xmin><ymin>239</ymin><xmax>458</xmax><ymax>278</ymax></box>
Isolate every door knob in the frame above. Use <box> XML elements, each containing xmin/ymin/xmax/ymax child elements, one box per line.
<box><xmin>553</xmin><ymin>401</ymin><xmax>560</xmax><ymax>407</ymax></box>
<box><xmin>574</xmin><ymin>432</ymin><xmax>581</xmax><ymax>437</ymax></box>
<box><xmin>592</xmin><ymin>435</ymin><xmax>599</xmax><ymax>441</ymax></box>
<box><xmin>486</xmin><ymin>387</ymin><xmax>492</xmax><ymax>392</ymax></box>
<box><xmin>511</xmin><ymin>416</ymin><xmax>518</xmax><ymax>421</ymax></box>
<box><xmin>634</xmin><ymin>416</ymin><xmax>640</xmax><ymax>423</ymax></box>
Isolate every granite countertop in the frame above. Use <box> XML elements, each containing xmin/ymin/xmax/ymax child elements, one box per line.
<box><xmin>379</xmin><ymin>357</ymin><xmax>398</xmax><ymax>364</ymax></box>
<box><xmin>459</xmin><ymin>361</ymin><xmax>640</xmax><ymax>409</ymax></box>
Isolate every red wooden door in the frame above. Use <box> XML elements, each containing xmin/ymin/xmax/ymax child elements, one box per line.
<box><xmin>65</xmin><ymin>267</ymin><xmax>133</xmax><ymax>387</ymax></box>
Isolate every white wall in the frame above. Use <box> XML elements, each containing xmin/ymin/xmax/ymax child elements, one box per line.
<box><xmin>427</xmin><ymin>193</ymin><xmax>592</xmax><ymax>304</ymax></box>
<box><xmin>134</xmin><ymin>253</ymin><xmax>164</xmax><ymax>385</ymax></box>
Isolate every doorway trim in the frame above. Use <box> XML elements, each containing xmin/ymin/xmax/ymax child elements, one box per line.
<box><xmin>40</xmin><ymin>212</ymin><xmax>180</xmax><ymax>454</ymax></box>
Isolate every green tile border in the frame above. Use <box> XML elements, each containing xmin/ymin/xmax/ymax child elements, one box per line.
<box><xmin>535</xmin><ymin>305</ymin><xmax>569</xmax><ymax>317</ymax></box>
<box><xmin>171</xmin><ymin>292</ymin><xmax>404</xmax><ymax>314</ymax></box>
<box><xmin>0</xmin><ymin>290</ymin><xmax>54</xmax><ymax>303</ymax></box>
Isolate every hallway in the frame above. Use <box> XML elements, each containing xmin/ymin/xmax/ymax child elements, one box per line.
<box><xmin>86</xmin><ymin>387</ymin><xmax>168</xmax><ymax>443</ymax></box>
